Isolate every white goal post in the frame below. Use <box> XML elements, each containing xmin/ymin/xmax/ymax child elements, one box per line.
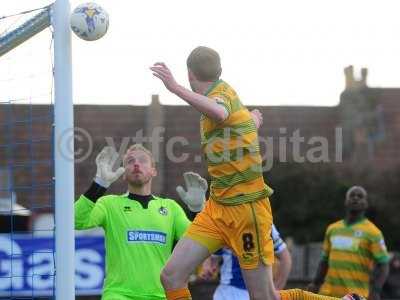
<box><xmin>0</xmin><ymin>1</ymin><xmax>75</xmax><ymax>299</ymax></box>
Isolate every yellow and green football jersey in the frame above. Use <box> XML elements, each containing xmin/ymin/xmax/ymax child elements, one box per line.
<box><xmin>320</xmin><ymin>218</ymin><xmax>389</xmax><ymax>298</ymax></box>
<box><xmin>200</xmin><ymin>79</ymin><xmax>273</xmax><ymax>205</ymax></box>
<box><xmin>75</xmin><ymin>194</ymin><xmax>190</xmax><ymax>300</ymax></box>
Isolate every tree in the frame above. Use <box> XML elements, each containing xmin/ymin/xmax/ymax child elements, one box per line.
<box><xmin>265</xmin><ymin>162</ymin><xmax>349</xmax><ymax>244</ymax></box>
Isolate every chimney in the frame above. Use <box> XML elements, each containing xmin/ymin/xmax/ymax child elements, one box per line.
<box><xmin>344</xmin><ymin>65</ymin><xmax>368</xmax><ymax>90</ymax></box>
<box><xmin>360</xmin><ymin>68</ymin><xmax>368</xmax><ymax>87</ymax></box>
<box><xmin>344</xmin><ymin>65</ymin><xmax>355</xmax><ymax>89</ymax></box>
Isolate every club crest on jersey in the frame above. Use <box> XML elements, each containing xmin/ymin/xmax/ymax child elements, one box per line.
<box><xmin>354</xmin><ymin>230</ymin><xmax>363</xmax><ymax>238</ymax></box>
<box><xmin>159</xmin><ymin>206</ymin><xmax>168</xmax><ymax>216</ymax></box>
<box><xmin>123</xmin><ymin>206</ymin><xmax>132</xmax><ymax>212</ymax></box>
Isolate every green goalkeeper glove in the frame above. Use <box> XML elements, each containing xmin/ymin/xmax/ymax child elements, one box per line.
<box><xmin>176</xmin><ymin>172</ymin><xmax>207</xmax><ymax>212</ymax></box>
<box><xmin>94</xmin><ymin>146</ymin><xmax>125</xmax><ymax>188</ymax></box>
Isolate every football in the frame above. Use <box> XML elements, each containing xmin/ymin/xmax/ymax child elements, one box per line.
<box><xmin>70</xmin><ymin>2</ymin><xmax>109</xmax><ymax>41</ymax></box>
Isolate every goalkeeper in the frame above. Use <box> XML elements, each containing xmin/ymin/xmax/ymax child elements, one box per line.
<box><xmin>74</xmin><ymin>144</ymin><xmax>207</xmax><ymax>300</ymax></box>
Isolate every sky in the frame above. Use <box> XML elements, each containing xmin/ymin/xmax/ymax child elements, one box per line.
<box><xmin>2</xmin><ymin>0</ymin><xmax>400</xmax><ymax>107</ymax></box>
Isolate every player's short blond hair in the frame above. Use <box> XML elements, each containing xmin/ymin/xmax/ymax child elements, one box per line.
<box><xmin>186</xmin><ymin>46</ymin><xmax>222</xmax><ymax>81</ymax></box>
<box><xmin>124</xmin><ymin>144</ymin><xmax>155</xmax><ymax>167</ymax></box>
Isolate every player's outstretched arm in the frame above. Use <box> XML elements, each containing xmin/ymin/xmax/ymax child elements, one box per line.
<box><xmin>150</xmin><ymin>62</ymin><xmax>228</xmax><ymax>123</ymax></box>
<box><xmin>75</xmin><ymin>146</ymin><xmax>125</xmax><ymax>230</ymax></box>
<box><xmin>176</xmin><ymin>172</ymin><xmax>207</xmax><ymax>212</ymax></box>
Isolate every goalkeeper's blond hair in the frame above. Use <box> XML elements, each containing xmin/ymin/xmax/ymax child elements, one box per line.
<box><xmin>124</xmin><ymin>144</ymin><xmax>155</xmax><ymax>167</ymax></box>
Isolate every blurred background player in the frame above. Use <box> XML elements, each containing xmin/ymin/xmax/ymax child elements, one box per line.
<box><xmin>383</xmin><ymin>252</ymin><xmax>400</xmax><ymax>299</ymax></box>
<box><xmin>200</xmin><ymin>224</ymin><xmax>292</xmax><ymax>300</ymax></box>
<box><xmin>74</xmin><ymin>145</ymin><xmax>207</xmax><ymax>300</ymax></box>
<box><xmin>308</xmin><ymin>186</ymin><xmax>389</xmax><ymax>300</ymax></box>
<box><xmin>151</xmin><ymin>46</ymin><xmax>363</xmax><ymax>300</ymax></box>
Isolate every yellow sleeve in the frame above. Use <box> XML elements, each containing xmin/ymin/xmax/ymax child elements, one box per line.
<box><xmin>370</xmin><ymin>231</ymin><xmax>390</xmax><ymax>263</ymax></box>
<box><xmin>321</xmin><ymin>226</ymin><xmax>331</xmax><ymax>260</ymax></box>
<box><xmin>208</xmin><ymin>91</ymin><xmax>233</xmax><ymax>114</ymax></box>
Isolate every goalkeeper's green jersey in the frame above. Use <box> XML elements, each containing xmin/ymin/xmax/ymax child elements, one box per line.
<box><xmin>75</xmin><ymin>194</ymin><xmax>190</xmax><ymax>300</ymax></box>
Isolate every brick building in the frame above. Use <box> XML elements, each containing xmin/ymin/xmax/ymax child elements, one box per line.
<box><xmin>0</xmin><ymin>65</ymin><xmax>399</xmax><ymax>211</ymax></box>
